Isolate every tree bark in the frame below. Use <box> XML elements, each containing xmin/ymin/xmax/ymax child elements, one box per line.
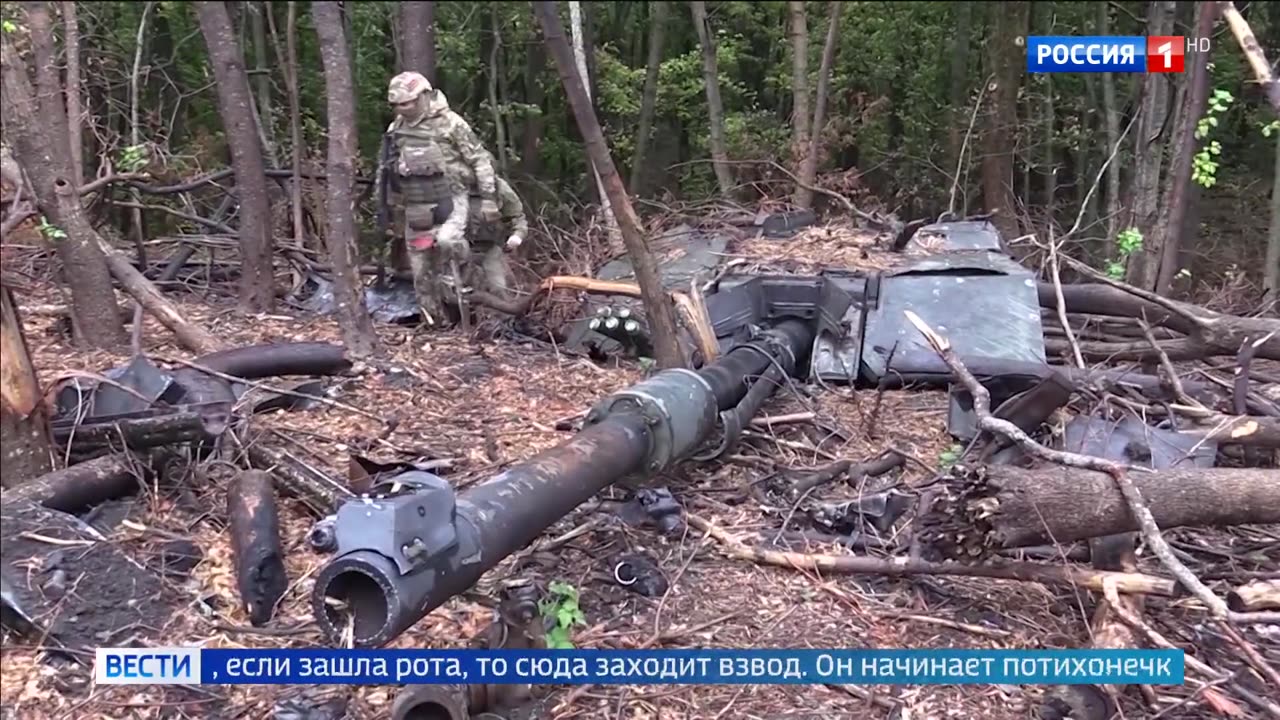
<box><xmin>266</xmin><ymin>1</ymin><xmax>306</xmax><ymax>247</ymax></box>
<box><xmin>487</xmin><ymin>5</ymin><xmax>509</xmax><ymax>174</ymax></box>
<box><xmin>946</xmin><ymin>2</ymin><xmax>972</xmax><ymax>179</ymax></box>
<box><xmin>689</xmin><ymin>0</ymin><xmax>735</xmax><ymax>198</ymax></box>
<box><xmin>534</xmin><ymin>1</ymin><xmax>685</xmax><ymax>370</ymax></box>
<box><xmin>521</xmin><ymin>6</ymin><xmax>548</xmax><ymax>180</ymax></box>
<box><xmin>630</xmin><ymin>0</ymin><xmax>666</xmax><ymax>195</ymax></box>
<box><xmin>794</xmin><ymin>1</ymin><xmax>841</xmax><ymax>211</ymax></box>
<box><xmin>0</xmin><ymin>454</ymin><xmax>140</xmax><ymax>514</ymax></box>
<box><xmin>196</xmin><ymin>0</ymin><xmax>276</xmax><ymax>313</ymax></box>
<box><xmin>312</xmin><ymin>1</ymin><xmax>378</xmax><ymax>358</ymax></box>
<box><xmin>981</xmin><ymin>1</ymin><xmax>1028</xmax><ymax>245</ymax></box>
<box><xmin>63</xmin><ymin>1</ymin><xmax>84</xmax><ymax>187</ymax></box>
<box><xmin>1268</xmin><ymin>129</ymin><xmax>1280</xmax><ymax>306</ymax></box>
<box><xmin>1</xmin><ymin>27</ymin><xmax>128</xmax><ymax>349</ymax></box>
<box><xmin>922</xmin><ymin>464</ymin><xmax>1280</xmax><ymax>554</ymax></box>
<box><xmin>1099</xmin><ymin>2</ymin><xmax>1121</xmax><ymax>258</ymax></box>
<box><xmin>1217</xmin><ymin>1</ymin><xmax>1280</xmax><ymax>113</ymax></box>
<box><xmin>787</xmin><ymin>1</ymin><xmax>810</xmax><ymax>178</ymax></box>
<box><xmin>0</xmin><ymin>287</ymin><xmax>53</xmax><ymax>488</ymax></box>
<box><xmin>1124</xmin><ymin>1</ymin><xmax>1176</xmax><ymax>289</ymax></box>
<box><xmin>399</xmin><ymin>0</ymin><xmax>436</xmax><ymax>80</ymax></box>
<box><xmin>569</xmin><ymin>0</ymin><xmax>622</xmax><ymax>252</ymax></box>
<box><xmin>1154</xmin><ymin>3</ymin><xmax>1217</xmax><ymax>294</ymax></box>
<box><xmin>249</xmin><ymin>1</ymin><xmax>277</xmax><ymax>164</ymax></box>
<box><xmin>228</xmin><ymin>470</ymin><xmax>288</xmax><ymax>626</ymax></box>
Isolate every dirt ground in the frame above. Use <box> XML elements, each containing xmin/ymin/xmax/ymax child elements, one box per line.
<box><xmin>1</xmin><ymin>222</ymin><xmax>1276</xmax><ymax>720</ymax></box>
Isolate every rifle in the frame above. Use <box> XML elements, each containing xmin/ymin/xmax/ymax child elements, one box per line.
<box><xmin>374</xmin><ymin>132</ymin><xmax>395</xmax><ymax>286</ymax></box>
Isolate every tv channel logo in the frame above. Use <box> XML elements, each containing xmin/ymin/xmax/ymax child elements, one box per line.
<box><xmin>95</xmin><ymin>647</ymin><xmax>202</xmax><ymax>685</ymax></box>
<box><xmin>1027</xmin><ymin>36</ymin><xmax>1187</xmax><ymax>73</ymax></box>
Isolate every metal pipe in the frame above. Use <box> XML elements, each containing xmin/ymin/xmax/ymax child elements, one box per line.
<box><xmin>311</xmin><ymin>319</ymin><xmax>816</xmax><ymax>648</ymax></box>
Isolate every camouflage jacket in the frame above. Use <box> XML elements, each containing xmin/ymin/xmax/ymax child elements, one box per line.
<box><xmin>389</xmin><ymin>90</ymin><xmax>497</xmax><ymax>200</ymax></box>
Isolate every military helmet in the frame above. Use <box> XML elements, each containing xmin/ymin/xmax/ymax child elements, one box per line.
<box><xmin>388</xmin><ymin>72</ymin><xmax>432</xmax><ymax>104</ymax></box>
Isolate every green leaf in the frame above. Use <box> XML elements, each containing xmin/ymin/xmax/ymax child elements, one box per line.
<box><xmin>2</xmin><ymin>19</ymin><xmax>16</xmax><ymax>33</ymax></box>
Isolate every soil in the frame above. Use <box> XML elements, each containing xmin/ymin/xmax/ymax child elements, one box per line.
<box><xmin>1</xmin><ymin>221</ymin><xmax>1275</xmax><ymax>720</ymax></box>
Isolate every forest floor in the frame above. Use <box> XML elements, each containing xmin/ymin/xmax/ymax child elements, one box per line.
<box><xmin>0</xmin><ymin>217</ymin><xmax>1275</xmax><ymax>720</ymax></box>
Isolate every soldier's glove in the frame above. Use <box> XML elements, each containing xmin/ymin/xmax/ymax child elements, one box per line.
<box><xmin>479</xmin><ymin>198</ymin><xmax>501</xmax><ymax>223</ymax></box>
<box><xmin>505</xmin><ymin>234</ymin><xmax>523</xmax><ymax>251</ymax></box>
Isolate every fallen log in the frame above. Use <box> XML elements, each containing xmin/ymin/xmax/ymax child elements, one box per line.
<box><xmin>53</xmin><ymin>412</ymin><xmax>214</xmax><ymax>454</ymax></box>
<box><xmin>920</xmin><ymin>464</ymin><xmax>1280</xmax><ymax>555</ymax></box>
<box><xmin>228</xmin><ymin>470</ymin><xmax>288</xmax><ymax>627</ymax></box>
<box><xmin>194</xmin><ymin>341</ymin><xmax>351</xmax><ymax>379</ymax></box>
<box><xmin>0</xmin><ymin>453</ymin><xmax>141</xmax><ymax>513</ymax></box>
<box><xmin>1189</xmin><ymin>414</ymin><xmax>1280</xmax><ymax>449</ymax></box>
<box><xmin>242</xmin><ymin>440</ymin><xmax>352</xmax><ymax>516</ymax></box>
<box><xmin>685</xmin><ymin>515</ymin><xmax>1178</xmax><ymax>597</ymax></box>
<box><xmin>1227</xmin><ymin>579</ymin><xmax>1280</xmax><ymax>612</ymax></box>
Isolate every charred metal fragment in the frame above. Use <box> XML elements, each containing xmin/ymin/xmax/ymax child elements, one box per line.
<box><xmin>389</xmin><ymin>685</ymin><xmax>469</xmax><ymax>720</ymax></box>
<box><xmin>193</xmin><ymin>342</ymin><xmax>352</xmax><ymax>379</ymax></box>
<box><xmin>228</xmin><ymin>470</ymin><xmax>289</xmax><ymax>627</ymax></box>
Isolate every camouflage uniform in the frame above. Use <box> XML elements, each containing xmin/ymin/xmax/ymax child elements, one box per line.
<box><xmin>464</xmin><ymin>174</ymin><xmax>529</xmax><ymax>299</ymax></box>
<box><xmin>380</xmin><ymin>72</ymin><xmax>491</xmax><ymax>323</ymax></box>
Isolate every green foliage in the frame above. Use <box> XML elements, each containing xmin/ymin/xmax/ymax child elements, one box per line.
<box><xmin>1107</xmin><ymin>228</ymin><xmax>1144</xmax><ymax>279</ymax></box>
<box><xmin>1192</xmin><ymin>89</ymin><xmax>1233</xmax><ymax>188</ymax></box>
<box><xmin>538</xmin><ymin>581</ymin><xmax>586</xmax><ymax>650</ymax></box>
<box><xmin>37</xmin><ymin>217</ymin><xmax>66</xmax><ymax>240</ymax></box>
<box><xmin>938</xmin><ymin>443</ymin><xmax>962</xmax><ymax>469</ymax></box>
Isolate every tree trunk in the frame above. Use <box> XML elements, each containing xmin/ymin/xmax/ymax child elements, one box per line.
<box><xmin>947</xmin><ymin>2</ymin><xmax>972</xmax><ymax>178</ymax></box>
<box><xmin>1099</xmin><ymin>4</ymin><xmax>1121</xmax><ymax>258</ymax></box>
<box><xmin>312</xmin><ymin>1</ymin><xmax>378</xmax><ymax>358</ymax></box>
<box><xmin>794</xmin><ymin>1</ymin><xmax>841</xmax><ymax>211</ymax></box>
<box><xmin>630</xmin><ymin>0</ymin><xmax>666</xmax><ymax>195</ymax></box>
<box><xmin>487</xmin><ymin>5</ymin><xmax>509</xmax><ymax>175</ymax></box>
<box><xmin>1267</xmin><ymin>129</ymin><xmax>1280</xmax><ymax>306</ymax></box>
<box><xmin>922</xmin><ymin>464</ymin><xmax>1280</xmax><ymax>554</ymax></box>
<box><xmin>0</xmin><ymin>287</ymin><xmax>53</xmax><ymax>489</ymax></box>
<box><xmin>399</xmin><ymin>1</ymin><xmax>436</xmax><ymax>80</ymax></box>
<box><xmin>128</xmin><ymin>3</ymin><xmax>155</xmax><ymax>270</ymax></box>
<box><xmin>689</xmin><ymin>0</ymin><xmax>735</xmax><ymax>198</ymax></box>
<box><xmin>981</xmin><ymin>1</ymin><xmax>1028</xmax><ymax>245</ymax></box>
<box><xmin>63</xmin><ymin>1</ymin><xmax>83</xmax><ymax>187</ymax></box>
<box><xmin>521</xmin><ymin>7</ymin><xmax>548</xmax><ymax>180</ymax></box>
<box><xmin>266</xmin><ymin>1</ymin><xmax>306</xmax><ymax>247</ymax></box>
<box><xmin>1154</xmin><ymin>3</ymin><xmax>1217</xmax><ymax>294</ymax></box>
<box><xmin>787</xmin><ymin>1</ymin><xmax>810</xmax><ymax>179</ymax></box>
<box><xmin>1217</xmin><ymin>1</ymin><xmax>1280</xmax><ymax>113</ymax></box>
<box><xmin>569</xmin><ymin>0</ymin><xmax>622</xmax><ymax>252</ymax></box>
<box><xmin>534</xmin><ymin>1</ymin><xmax>685</xmax><ymax>370</ymax></box>
<box><xmin>1124</xmin><ymin>1</ymin><xmax>1176</xmax><ymax>289</ymax></box>
<box><xmin>249</xmin><ymin>1</ymin><xmax>277</xmax><ymax>165</ymax></box>
<box><xmin>197</xmin><ymin>0</ymin><xmax>276</xmax><ymax>312</ymax></box>
<box><xmin>1</xmin><ymin>29</ymin><xmax>127</xmax><ymax>349</ymax></box>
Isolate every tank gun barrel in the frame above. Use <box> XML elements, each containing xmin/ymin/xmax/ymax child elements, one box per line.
<box><xmin>310</xmin><ymin>319</ymin><xmax>814</xmax><ymax>648</ymax></box>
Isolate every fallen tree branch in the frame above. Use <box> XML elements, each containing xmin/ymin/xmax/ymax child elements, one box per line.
<box><xmin>52</xmin><ymin>412</ymin><xmax>214</xmax><ymax>454</ymax></box>
<box><xmin>902</xmin><ymin>310</ymin><xmax>1239</xmax><ymax>621</ymax></box>
<box><xmin>1217</xmin><ymin>1</ymin><xmax>1280</xmax><ymax>113</ymax></box>
<box><xmin>685</xmin><ymin>515</ymin><xmax>1178</xmax><ymax>597</ymax></box>
<box><xmin>920</xmin><ymin>464</ymin><xmax>1280</xmax><ymax>550</ymax></box>
<box><xmin>0</xmin><ymin>453</ymin><xmax>142</xmax><ymax>513</ymax></box>
<box><xmin>228</xmin><ymin>470</ymin><xmax>288</xmax><ymax>627</ymax></box>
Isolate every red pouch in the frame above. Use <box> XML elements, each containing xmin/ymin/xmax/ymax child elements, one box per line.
<box><xmin>409</xmin><ymin>234</ymin><xmax>435</xmax><ymax>250</ymax></box>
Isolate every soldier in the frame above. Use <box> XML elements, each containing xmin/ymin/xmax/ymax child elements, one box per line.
<box><xmin>381</xmin><ymin>71</ymin><xmax>497</xmax><ymax>324</ymax></box>
<box><xmin>464</xmin><ymin>173</ymin><xmax>529</xmax><ymax>300</ymax></box>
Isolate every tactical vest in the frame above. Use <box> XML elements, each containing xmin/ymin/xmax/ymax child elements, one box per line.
<box><xmin>392</xmin><ymin>124</ymin><xmax>453</xmax><ymax>206</ymax></box>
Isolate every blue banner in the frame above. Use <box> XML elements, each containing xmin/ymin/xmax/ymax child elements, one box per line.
<box><xmin>95</xmin><ymin>648</ymin><xmax>1185</xmax><ymax>686</ymax></box>
<box><xmin>1026</xmin><ymin>36</ymin><xmax>1147</xmax><ymax>73</ymax></box>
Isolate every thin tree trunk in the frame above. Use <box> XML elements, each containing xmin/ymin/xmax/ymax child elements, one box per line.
<box><xmin>399</xmin><ymin>1</ymin><xmax>436</xmax><ymax>80</ymax></box>
<box><xmin>1099</xmin><ymin>4</ymin><xmax>1121</xmax><ymax>257</ymax></box>
<box><xmin>1124</xmin><ymin>1</ymin><xmax>1176</xmax><ymax>289</ymax></box>
<box><xmin>266</xmin><ymin>2</ymin><xmax>305</xmax><ymax>246</ymax></box>
<box><xmin>1268</xmin><ymin>130</ymin><xmax>1280</xmax><ymax>306</ymax></box>
<box><xmin>312</xmin><ymin>1</ymin><xmax>378</xmax><ymax>358</ymax></box>
<box><xmin>690</xmin><ymin>0</ymin><xmax>735</xmax><ymax>198</ymax></box>
<box><xmin>1154</xmin><ymin>3</ymin><xmax>1218</xmax><ymax>294</ymax></box>
<box><xmin>1217</xmin><ymin>1</ymin><xmax>1280</xmax><ymax>113</ymax></box>
<box><xmin>788</xmin><ymin>1</ymin><xmax>810</xmax><ymax>177</ymax></box>
<box><xmin>521</xmin><ymin>7</ymin><xmax>547</xmax><ymax>180</ymax></box>
<box><xmin>197</xmin><ymin>0</ymin><xmax>276</xmax><ymax>312</ymax></box>
<box><xmin>0</xmin><ymin>287</ymin><xmax>53</xmax><ymax>488</ymax></box>
<box><xmin>630</xmin><ymin>0</ymin><xmax>666</xmax><ymax>194</ymax></box>
<box><xmin>63</xmin><ymin>1</ymin><xmax>83</xmax><ymax>187</ymax></box>
<box><xmin>795</xmin><ymin>1</ymin><xmax>841</xmax><ymax>210</ymax></box>
<box><xmin>249</xmin><ymin>1</ymin><xmax>277</xmax><ymax>164</ymax></box>
<box><xmin>128</xmin><ymin>3</ymin><xmax>155</xmax><ymax>269</ymax></box>
<box><xmin>3</xmin><ymin>13</ymin><xmax>127</xmax><ymax>349</ymax></box>
<box><xmin>947</xmin><ymin>2</ymin><xmax>972</xmax><ymax>177</ymax></box>
<box><xmin>569</xmin><ymin>0</ymin><xmax>621</xmax><ymax>251</ymax></box>
<box><xmin>1042</xmin><ymin>8</ymin><xmax>1055</xmax><ymax>223</ymax></box>
<box><xmin>981</xmin><ymin>1</ymin><xmax>1028</xmax><ymax>244</ymax></box>
<box><xmin>535</xmin><ymin>1</ymin><xmax>685</xmax><ymax>370</ymax></box>
<box><xmin>488</xmin><ymin>5</ymin><xmax>509</xmax><ymax>175</ymax></box>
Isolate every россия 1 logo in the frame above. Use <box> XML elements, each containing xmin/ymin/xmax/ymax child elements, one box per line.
<box><xmin>1026</xmin><ymin>36</ymin><xmax>1187</xmax><ymax>73</ymax></box>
